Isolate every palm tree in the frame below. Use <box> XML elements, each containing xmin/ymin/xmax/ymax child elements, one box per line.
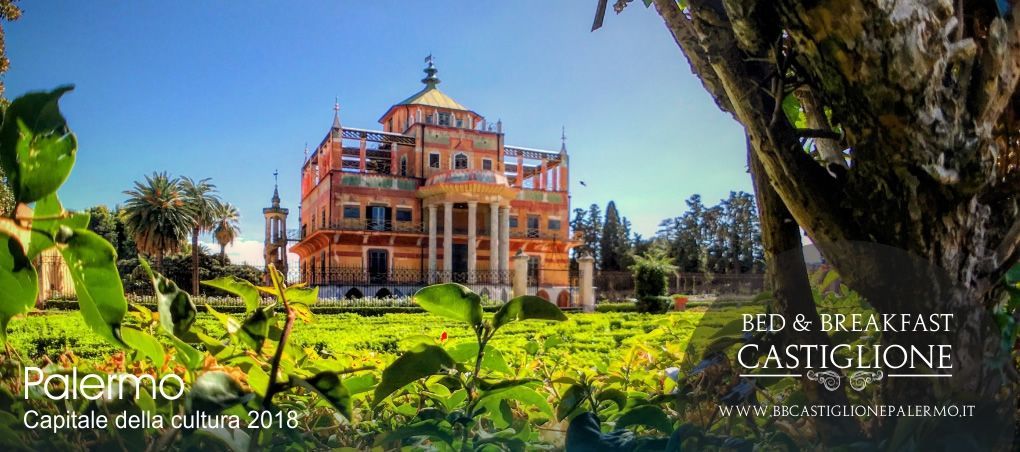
<box><xmin>180</xmin><ymin>177</ymin><xmax>221</xmax><ymax>295</ymax></box>
<box><xmin>211</xmin><ymin>201</ymin><xmax>241</xmax><ymax>264</ymax></box>
<box><xmin>121</xmin><ymin>172</ymin><xmax>193</xmax><ymax>272</ymax></box>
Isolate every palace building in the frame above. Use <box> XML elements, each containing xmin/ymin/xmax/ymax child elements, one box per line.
<box><xmin>270</xmin><ymin>58</ymin><xmax>578</xmax><ymax>305</ymax></box>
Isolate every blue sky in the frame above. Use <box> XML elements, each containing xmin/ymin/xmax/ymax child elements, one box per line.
<box><xmin>5</xmin><ymin>1</ymin><xmax>749</xmax><ymax>263</ymax></box>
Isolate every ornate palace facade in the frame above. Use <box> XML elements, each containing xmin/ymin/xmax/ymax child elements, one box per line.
<box><xmin>274</xmin><ymin>58</ymin><xmax>577</xmax><ymax>304</ymax></box>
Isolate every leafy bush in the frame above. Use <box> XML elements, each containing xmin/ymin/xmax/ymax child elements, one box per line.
<box><xmin>636</xmin><ymin>295</ymin><xmax>672</xmax><ymax>314</ymax></box>
<box><xmin>596</xmin><ymin>302</ymin><xmax>637</xmax><ymax>313</ymax></box>
<box><xmin>630</xmin><ymin>248</ymin><xmax>676</xmax><ymax>299</ymax></box>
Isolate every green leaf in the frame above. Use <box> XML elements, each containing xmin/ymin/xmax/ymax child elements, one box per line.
<box><xmin>1006</xmin><ymin>265</ymin><xmax>1020</xmax><ymax>285</ymax></box>
<box><xmin>27</xmin><ymin>193</ymin><xmax>88</xmax><ymax>259</ymax></box>
<box><xmin>781</xmin><ymin>93</ymin><xmax>807</xmax><ymax>130</ymax></box>
<box><xmin>376</xmin><ymin>419</ymin><xmax>453</xmax><ymax>446</ymax></box>
<box><xmin>188</xmin><ymin>371</ymin><xmax>252</xmax><ymax>415</ymax></box>
<box><xmin>342</xmin><ymin>373</ymin><xmax>378</xmax><ymax>396</ymax></box>
<box><xmin>59</xmin><ymin>228</ymin><xmax>127</xmax><ymax>347</ymax></box>
<box><xmin>479</xmin><ymin>386</ymin><xmax>552</xmax><ymax>418</ymax></box>
<box><xmin>616</xmin><ymin>405</ymin><xmax>673</xmax><ymax>433</ymax></box>
<box><xmin>296</xmin><ymin>372</ymin><xmax>353</xmax><ymax>419</ymax></box>
<box><xmin>413</xmin><ymin>283</ymin><xmax>482</xmax><ymax>325</ymax></box>
<box><xmin>446</xmin><ymin>342</ymin><xmax>512</xmax><ymax>374</ymax></box>
<box><xmin>557</xmin><ymin>384</ymin><xmax>588</xmax><ymax>421</ymax></box>
<box><xmin>285</xmin><ymin>286</ymin><xmax>318</xmax><ymax>305</ymax></box>
<box><xmin>0</xmin><ymin>232</ymin><xmax>37</xmax><ymax>339</ymax></box>
<box><xmin>140</xmin><ymin>258</ymin><xmax>197</xmax><ymax>338</ymax></box>
<box><xmin>239</xmin><ymin>306</ymin><xmax>272</xmax><ymax>350</ymax></box>
<box><xmin>121</xmin><ymin>327</ymin><xmax>165</xmax><ymax>365</ymax></box>
<box><xmin>0</xmin><ymin>86</ymin><xmax>77</xmax><ymax>203</ymax></box>
<box><xmin>492</xmin><ymin>295</ymin><xmax>567</xmax><ymax>330</ymax></box>
<box><xmin>170</xmin><ymin>334</ymin><xmax>204</xmax><ymax>370</ymax></box>
<box><xmin>597</xmin><ymin>388</ymin><xmax>628</xmax><ymax>411</ymax></box>
<box><xmin>373</xmin><ymin>344</ymin><xmax>455</xmax><ymax>406</ymax></box>
<box><xmin>202</xmin><ymin>276</ymin><xmax>261</xmax><ymax>314</ymax></box>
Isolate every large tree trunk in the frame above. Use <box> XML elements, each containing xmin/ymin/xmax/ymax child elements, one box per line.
<box><xmin>191</xmin><ymin>227</ymin><xmax>199</xmax><ymax>295</ymax></box>
<box><xmin>652</xmin><ymin>0</ymin><xmax>1019</xmax><ymax>447</ymax></box>
<box><xmin>748</xmin><ymin>138</ymin><xmax>861</xmax><ymax>441</ymax></box>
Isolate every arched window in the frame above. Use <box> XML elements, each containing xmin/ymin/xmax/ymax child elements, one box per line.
<box><xmin>400</xmin><ymin>156</ymin><xmax>408</xmax><ymax>176</ymax></box>
<box><xmin>454</xmin><ymin>153</ymin><xmax>468</xmax><ymax>169</ymax></box>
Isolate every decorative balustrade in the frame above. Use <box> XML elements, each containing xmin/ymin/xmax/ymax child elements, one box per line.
<box><xmin>300</xmin><ymin>268</ymin><xmax>512</xmax><ymax>286</ymax></box>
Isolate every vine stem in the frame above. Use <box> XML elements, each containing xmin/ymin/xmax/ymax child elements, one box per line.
<box><xmin>250</xmin><ymin>266</ymin><xmax>294</xmax><ymax>452</ymax></box>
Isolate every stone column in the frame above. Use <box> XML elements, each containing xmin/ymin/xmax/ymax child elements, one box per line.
<box><xmin>358</xmin><ymin>136</ymin><xmax>367</xmax><ymax>172</ymax></box>
<box><xmin>512</xmin><ymin>250</ymin><xmax>529</xmax><ymax>298</ymax></box>
<box><xmin>499</xmin><ymin>206</ymin><xmax>510</xmax><ymax>281</ymax></box>
<box><xmin>467</xmin><ymin>201</ymin><xmax>477</xmax><ymax>283</ymax></box>
<box><xmin>578</xmin><ymin>253</ymin><xmax>595</xmax><ymax>312</ymax></box>
<box><xmin>489</xmin><ymin>203</ymin><xmax>499</xmax><ymax>276</ymax></box>
<box><xmin>515</xmin><ymin>155</ymin><xmax>524</xmax><ymax>188</ymax></box>
<box><xmin>427</xmin><ymin>204</ymin><xmax>437</xmax><ymax>279</ymax></box>
<box><xmin>443</xmin><ymin>201</ymin><xmax>453</xmax><ymax>279</ymax></box>
<box><xmin>539</xmin><ymin>162</ymin><xmax>547</xmax><ymax>190</ymax></box>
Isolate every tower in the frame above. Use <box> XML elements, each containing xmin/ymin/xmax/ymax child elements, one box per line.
<box><xmin>263</xmin><ymin>170</ymin><xmax>289</xmax><ymax>278</ymax></box>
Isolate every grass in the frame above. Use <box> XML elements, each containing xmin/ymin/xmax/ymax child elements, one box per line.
<box><xmin>8</xmin><ymin>306</ymin><xmax>760</xmax><ymax>366</ymax></box>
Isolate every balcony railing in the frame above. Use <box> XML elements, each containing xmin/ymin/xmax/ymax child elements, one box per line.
<box><xmin>510</xmin><ymin>228</ymin><xmax>562</xmax><ymax>240</ymax></box>
<box><xmin>301</xmin><ymin>268</ymin><xmax>512</xmax><ymax>285</ymax></box>
<box><xmin>302</xmin><ymin>219</ymin><xmax>555</xmax><ymax>239</ymax></box>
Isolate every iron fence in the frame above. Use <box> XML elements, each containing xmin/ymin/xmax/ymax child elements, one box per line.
<box><xmin>594</xmin><ymin>271</ymin><xmax>765</xmax><ymax>300</ymax></box>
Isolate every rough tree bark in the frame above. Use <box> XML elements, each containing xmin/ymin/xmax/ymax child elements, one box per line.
<box><xmin>651</xmin><ymin>0</ymin><xmax>1019</xmax><ymax>446</ymax></box>
<box><xmin>748</xmin><ymin>138</ymin><xmax>861</xmax><ymax>441</ymax></box>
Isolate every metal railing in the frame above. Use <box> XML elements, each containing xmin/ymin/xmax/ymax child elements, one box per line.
<box><xmin>300</xmin><ymin>268</ymin><xmax>512</xmax><ymax>286</ymax></box>
<box><xmin>302</xmin><ymin>219</ymin><xmax>554</xmax><ymax>240</ymax></box>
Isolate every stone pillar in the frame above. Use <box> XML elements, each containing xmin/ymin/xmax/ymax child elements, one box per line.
<box><xmin>512</xmin><ymin>250</ymin><xmax>529</xmax><ymax>298</ymax></box>
<box><xmin>539</xmin><ymin>162</ymin><xmax>547</xmax><ymax>190</ymax></box>
<box><xmin>499</xmin><ymin>206</ymin><xmax>510</xmax><ymax>281</ymax></box>
<box><xmin>516</xmin><ymin>155</ymin><xmax>524</xmax><ymax>188</ymax></box>
<box><xmin>552</xmin><ymin>166</ymin><xmax>559</xmax><ymax>191</ymax></box>
<box><xmin>443</xmin><ymin>201</ymin><xmax>453</xmax><ymax>278</ymax></box>
<box><xmin>467</xmin><ymin>201</ymin><xmax>477</xmax><ymax>283</ymax></box>
<box><xmin>265</xmin><ymin>216</ymin><xmax>271</xmax><ymax>243</ymax></box>
<box><xmin>578</xmin><ymin>253</ymin><xmax>595</xmax><ymax>312</ymax></box>
<box><xmin>489</xmin><ymin>203</ymin><xmax>499</xmax><ymax>275</ymax></box>
<box><xmin>358</xmin><ymin>137</ymin><xmax>367</xmax><ymax>173</ymax></box>
<box><xmin>428</xmin><ymin>204</ymin><xmax>437</xmax><ymax>278</ymax></box>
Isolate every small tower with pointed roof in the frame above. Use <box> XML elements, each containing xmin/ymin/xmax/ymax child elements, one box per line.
<box><xmin>263</xmin><ymin>170</ymin><xmax>289</xmax><ymax>279</ymax></box>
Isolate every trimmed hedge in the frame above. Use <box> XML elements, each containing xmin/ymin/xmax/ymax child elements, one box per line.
<box><xmin>595</xmin><ymin>302</ymin><xmax>637</xmax><ymax>313</ymax></box>
<box><xmin>636</xmin><ymin>296</ymin><xmax>672</xmax><ymax>314</ymax></box>
<box><xmin>42</xmin><ymin>300</ymin><xmax>581</xmax><ymax>317</ymax></box>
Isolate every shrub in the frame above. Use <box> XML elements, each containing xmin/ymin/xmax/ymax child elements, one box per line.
<box><xmin>630</xmin><ymin>249</ymin><xmax>677</xmax><ymax>299</ymax></box>
<box><xmin>636</xmin><ymin>295</ymin><xmax>672</xmax><ymax>314</ymax></box>
<box><xmin>595</xmin><ymin>302</ymin><xmax>637</xmax><ymax>313</ymax></box>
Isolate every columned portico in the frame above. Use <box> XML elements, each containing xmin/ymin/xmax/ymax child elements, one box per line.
<box><xmin>467</xmin><ymin>201</ymin><xmax>477</xmax><ymax>282</ymax></box>
<box><xmin>443</xmin><ymin>201</ymin><xmax>453</xmax><ymax>274</ymax></box>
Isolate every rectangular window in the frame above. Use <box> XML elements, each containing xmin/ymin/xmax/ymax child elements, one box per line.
<box><xmin>395</xmin><ymin>208</ymin><xmax>412</xmax><ymax>222</ymax></box>
<box><xmin>367</xmin><ymin>205</ymin><xmax>390</xmax><ymax>231</ymax></box>
<box><xmin>482</xmin><ymin>159</ymin><xmax>492</xmax><ymax>170</ymax></box>
<box><xmin>321</xmin><ymin>208</ymin><xmax>326</xmax><ymax>227</ymax></box>
<box><xmin>509</xmin><ymin>216</ymin><xmax>518</xmax><ymax>228</ymax></box>
<box><xmin>527</xmin><ymin>215</ymin><xmax>540</xmax><ymax>238</ymax></box>
<box><xmin>429</xmin><ymin>153</ymin><xmax>440</xmax><ymax>168</ymax></box>
<box><xmin>343</xmin><ymin>206</ymin><xmax>360</xmax><ymax>219</ymax></box>
<box><xmin>439</xmin><ymin>112</ymin><xmax>451</xmax><ymax>126</ymax></box>
<box><xmin>548</xmin><ymin>219</ymin><xmax>561</xmax><ymax>230</ymax></box>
